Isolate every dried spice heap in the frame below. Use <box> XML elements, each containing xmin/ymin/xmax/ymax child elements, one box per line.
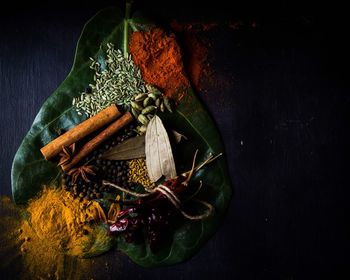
<box><xmin>127</xmin><ymin>158</ymin><xmax>155</xmax><ymax>190</ymax></box>
<box><xmin>18</xmin><ymin>187</ymin><xmax>111</xmax><ymax>278</ymax></box>
<box><xmin>73</xmin><ymin>43</ymin><xmax>146</xmax><ymax>117</ymax></box>
<box><xmin>129</xmin><ymin>28</ymin><xmax>190</xmax><ymax>100</ymax></box>
<box><xmin>62</xmin><ymin>124</ymin><xmax>136</xmax><ymax>200</ymax></box>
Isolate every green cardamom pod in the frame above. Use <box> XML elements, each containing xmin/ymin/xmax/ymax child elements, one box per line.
<box><xmin>131</xmin><ymin>108</ymin><xmax>139</xmax><ymax>119</ymax></box>
<box><xmin>148</xmin><ymin>93</ymin><xmax>160</xmax><ymax>100</ymax></box>
<box><xmin>142</xmin><ymin>105</ymin><xmax>157</xmax><ymax>115</ymax></box>
<box><xmin>146</xmin><ymin>84</ymin><xmax>162</xmax><ymax>95</ymax></box>
<box><xmin>160</xmin><ymin>100</ymin><xmax>165</xmax><ymax>113</ymax></box>
<box><xmin>143</xmin><ymin>96</ymin><xmax>153</xmax><ymax>107</ymax></box>
<box><xmin>135</xmin><ymin>93</ymin><xmax>148</xmax><ymax>102</ymax></box>
<box><xmin>145</xmin><ymin>84</ymin><xmax>155</xmax><ymax>92</ymax></box>
<box><xmin>139</xmin><ymin>125</ymin><xmax>147</xmax><ymax>133</ymax></box>
<box><xmin>146</xmin><ymin>114</ymin><xmax>154</xmax><ymax>120</ymax></box>
<box><xmin>131</xmin><ymin>101</ymin><xmax>143</xmax><ymax>111</ymax></box>
<box><xmin>138</xmin><ymin>114</ymin><xmax>149</xmax><ymax>125</ymax></box>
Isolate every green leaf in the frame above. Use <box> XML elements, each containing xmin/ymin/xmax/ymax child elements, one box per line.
<box><xmin>11</xmin><ymin>7</ymin><xmax>125</xmax><ymax>204</ymax></box>
<box><xmin>11</xmin><ymin>7</ymin><xmax>231</xmax><ymax>267</ymax></box>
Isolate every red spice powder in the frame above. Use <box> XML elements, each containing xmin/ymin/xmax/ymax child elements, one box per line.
<box><xmin>129</xmin><ymin>28</ymin><xmax>190</xmax><ymax>99</ymax></box>
<box><xmin>182</xmin><ymin>34</ymin><xmax>209</xmax><ymax>93</ymax></box>
<box><xmin>170</xmin><ymin>20</ymin><xmax>212</xmax><ymax>93</ymax></box>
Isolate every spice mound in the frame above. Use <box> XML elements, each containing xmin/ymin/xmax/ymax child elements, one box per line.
<box><xmin>19</xmin><ymin>187</ymin><xmax>108</xmax><ymax>277</ymax></box>
<box><xmin>129</xmin><ymin>27</ymin><xmax>190</xmax><ymax>99</ymax></box>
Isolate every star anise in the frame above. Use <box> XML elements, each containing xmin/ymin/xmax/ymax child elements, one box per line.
<box><xmin>58</xmin><ymin>143</ymin><xmax>76</xmax><ymax>167</ymax></box>
<box><xmin>67</xmin><ymin>164</ymin><xmax>97</xmax><ymax>184</ymax></box>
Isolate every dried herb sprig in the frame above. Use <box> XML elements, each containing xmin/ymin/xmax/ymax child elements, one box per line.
<box><xmin>73</xmin><ymin>43</ymin><xmax>146</xmax><ymax>117</ymax></box>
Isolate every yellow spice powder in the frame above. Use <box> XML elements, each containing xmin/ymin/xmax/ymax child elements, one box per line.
<box><xmin>18</xmin><ymin>187</ymin><xmax>105</xmax><ymax>278</ymax></box>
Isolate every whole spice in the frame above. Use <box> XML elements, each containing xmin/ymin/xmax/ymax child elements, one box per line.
<box><xmin>102</xmin><ymin>135</ymin><xmax>145</xmax><ymax>160</ymax></box>
<box><xmin>62</xmin><ymin>124</ymin><xmax>136</xmax><ymax>199</ymax></box>
<box><xmin>145</xmin><ymin>115</ymin><xmax>176</xmax><ymax>182</ymax></box>
<box><xmin>105</xmin><ymin>151</ymin><xmax>221</xmax><ymax>222</ymax></box>
<box><xmin>129</xmin><ymin>84</ymin><xmax>174</xmax><ymax>133</ymax></box>
<box><xmin>67</xmin><ymin>164</ymin><xmax>97</xmax><ymax>183</ymax></box>
<box><xmin>129</xmin><ymin>28</ymin><xmax>190</xmax><ymax>100</ymax></box>
<box><xmin>104</xmin><ymin>151</ymin><xmax>221</xmax><ymax>252</ymax></box>
<box><xmin>40</xmin><ymin>104</ymin><xmax>121</xmax><ymax>160</ymax></box>
<box><xmin>62</xmin><ymin>112</ymin><xmax>133</xmax><ymax>171</ymax></box>
<box><xmin>63</xmin><ymin>160</ymin><xmax>129</xmax><ymax>200</ymax></box>
<box><xmin>107</xmin><ymin>195</ymin><xmax>121</xmax><ymax>223</ymax></box>
<box><xmin>73</xmin><ymin>43</ymin><xmax>146</xmax><ymax>117</ymax></box>
<box><xmin>57</xmin><ymin>143</ymin><xmax>75</xmax><ymax>167</ymax></box>
<box><xmin>127</xmin><ymin>158</ymin><xmax>155</xmax><ymax>190</ymax></box>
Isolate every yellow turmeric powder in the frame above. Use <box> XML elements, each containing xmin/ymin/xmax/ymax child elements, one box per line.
<box><xmin>18</xmin><ymin>186</ymin><xmax>113</xmax><ymax>278</ymax></box>
<box><xmin>0</xmin><ymin>192</ymin><xmax>120</xmax><ymax>280</ymax></box>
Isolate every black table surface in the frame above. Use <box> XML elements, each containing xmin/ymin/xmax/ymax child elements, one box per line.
<box><xmin>1</xmin><ymin>2</ymin><xmax>349</xmax><ymax>279</ymax></box>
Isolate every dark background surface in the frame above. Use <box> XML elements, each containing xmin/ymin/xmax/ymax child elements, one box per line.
<box><xmin>1</xmin><ymin>1</ymin><xmax>349</xmax><ymax>279</ymax></box>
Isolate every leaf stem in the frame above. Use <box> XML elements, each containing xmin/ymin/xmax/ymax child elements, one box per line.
<box><xmin>123</xmin><ymin>1</ymin><xmax>132</xmax><ymax>58</ymax></box>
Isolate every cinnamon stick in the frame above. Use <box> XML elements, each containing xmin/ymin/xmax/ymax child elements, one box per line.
<box><xmin>62</xmin><ymin>112</ymin><xmax>133</xmax><ymax>171</ymax></box>
<box><xmin>40</xmin><ymin>104</ymin><xmax>121</xmax><ymax>160</ymax></box>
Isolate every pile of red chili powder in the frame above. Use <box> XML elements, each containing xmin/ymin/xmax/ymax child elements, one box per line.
<box><xmin>129</xmin><ymin>28</ymin><xmax>190</xmax><ymax>100</ymax></box>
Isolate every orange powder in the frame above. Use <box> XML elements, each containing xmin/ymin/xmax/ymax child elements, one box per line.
<box><xmin>129</xmin><ymin>28</ymin><xmax>190</xmax><ymax>100</ymax></box>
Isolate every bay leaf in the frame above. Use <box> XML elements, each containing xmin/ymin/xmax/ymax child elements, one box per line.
<box><xmin>102</xmin><ymin>135</ymin><xmax>145</xmax><ymax>160</ymax></box>
<box><xmin>145</xmin><ymin>115</ymin><xmax>176</xmax><ymax>182</ymax></box>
